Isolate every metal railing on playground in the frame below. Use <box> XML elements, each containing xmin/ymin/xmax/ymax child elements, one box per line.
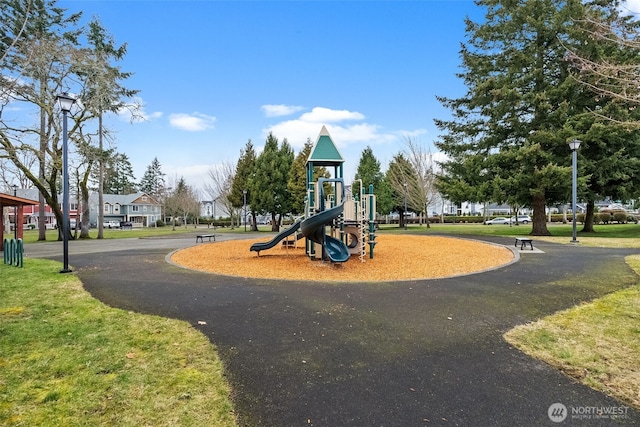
<box><xmin>3</xmin><ymin>238</ymin><xmax>24</xmax><ymax>268</ymax></box>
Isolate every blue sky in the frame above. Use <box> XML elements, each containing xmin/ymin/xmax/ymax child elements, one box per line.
<box><xmin>55</xmin><ymin>0</ymin><xmax>639</xmax><ymax>194</ymax></box>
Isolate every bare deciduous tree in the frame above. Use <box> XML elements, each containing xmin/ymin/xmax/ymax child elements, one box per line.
<box><xmin>403</xmin><ymin>136</ymin><xmax>441</xmax><ymax>227</ymax></box>
<box><xmin>204</xmin><ymin>161</ymin><xmax>238</xmax><ymax>227</ymax></box>
<box><xmin>566</xmin><ymin>15</ymin><xmax>640</xmax><ymax>124</ymax></box>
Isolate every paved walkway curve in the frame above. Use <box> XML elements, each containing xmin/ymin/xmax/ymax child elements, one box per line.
<box><xmin>29</xmin><ymin>234</ymin><xmax>640</xmax><ymax>426</ymax></box>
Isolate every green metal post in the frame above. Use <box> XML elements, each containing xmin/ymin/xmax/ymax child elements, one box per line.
<box><xmin>368</xmin><ymin>184</ymin><xmax>376</xmax><ymax>259</ymax></box>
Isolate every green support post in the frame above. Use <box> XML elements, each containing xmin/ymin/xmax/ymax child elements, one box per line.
<box><xmin>368</xmin><ymin>184</ymin><xmax>376</xmax><ymax>259</ymax></box>
<box><xmin>3</xmin><ymin>238</ymin><xmax>23</xmax><ymax>268</ymax></box>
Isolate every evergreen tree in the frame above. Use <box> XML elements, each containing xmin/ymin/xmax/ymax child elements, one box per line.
<box><xmin>230</xmin><ymin>140</ymin><xmax>257</xmax><ymax>230</ymax></box>
<box><xmin>435</xmin><ymin>0</ymin><xmax>588</xmax><ymax>236</ymax></box>
<box><xmin>0</xmin><ymin>0</ymin><xmax>33</xmax><ymax>64</ymax></box>
<box><xmin>287</xmin><ymin>138</ymin><xmax>329</xmax><ymax>216</ymax></box>
<box><xmin>139</xmin><ymin>157</ymin><xmax>165</xmax><ymax>196</ymax></box>
<box><xmin>352</xmin><ymin>145</ymin><xmax>392</xmax><ymax>223</ymax></box>
<box><xmin>101</xmin><ymin>152</ymin><xmax>137</xmax><ymax>194</ymax></box>
<box><xmin>353</xmin><ymin>146</ymin><xmax>384</xmax><ymax>197</ymax></box>
<box><xmin>278</xmin><ymin>139</ymin><xmax>295</xmax><ymax>218</ymax></box>
<box><xmin>563</xmin><ymin>1</ymin><xmax>640</xmax><ymax>231</ymax></box>
<box><xmin>250</xmin><ymin>132</ymin><xmax>294</xmax><ymax>231</ymax></box>
<box><xmin>78</xmin><ymin>17</ymin><xmax>139</xmax><ymax>238</ymax></box>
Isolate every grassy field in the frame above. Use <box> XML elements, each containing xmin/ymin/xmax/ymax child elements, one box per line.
<box><xmin>8</xmin><ymin>226</ymin><xmax>208</xmax><ymax>244</ymax></box>
<box><xmin>504</xmin><ymin>255</ymin><xmax>640</xmax><ymax>409</ymax></box>
<box><xmin>0</xmin><ymin>259</ymin><xmax>237</xmax><ymax>426</ymax></box>
<box><xmin>378</xmin><ymin>222</ymin><xmax>640</xmax><ymax>246</ymax></box>
<box><xmin>4</xmin><ymin>221</ymin><xmax>638</xmax><ymax>420</ymax></box>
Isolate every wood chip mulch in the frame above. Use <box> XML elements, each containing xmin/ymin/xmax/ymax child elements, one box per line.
<box><xmin>170</xmin><ymin>234</ymin><xmax>514</xmax><ymax>282</ymax></box>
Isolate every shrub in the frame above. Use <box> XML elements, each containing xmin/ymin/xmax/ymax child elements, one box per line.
<box><xmin>155</xmin><ymin>219</ymin><xmax>165</xmax><ymax>227</ymax></box>
<box><xmin>577</xmin><ymin>213</ymin><xmax>585</xmax><ymax>224</ymax></box>
<box><xmin>599</xmin><ymin>213</ymin><xmax>612</xmax><ymax>224</ymax></box>
<box><xmin>613</xmin><ymin>212</ymin><xmax>628</xmax><ymax>224</ymax></box>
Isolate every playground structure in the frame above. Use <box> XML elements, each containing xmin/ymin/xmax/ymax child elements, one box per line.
<box><xmin>250</xmin><ymin>126</ymin><xmax>377</xmax><ymax>262</ymax></box>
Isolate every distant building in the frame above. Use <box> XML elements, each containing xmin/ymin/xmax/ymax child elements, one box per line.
<box><xmin>90</xmin><ymin>192</ymin><xmax>161</xmax><ymax>227</ymax></box>
<box><xmin>6</xmin><ymin>189</ymin><xmax>162</xmax><ymax>228</ymax></box>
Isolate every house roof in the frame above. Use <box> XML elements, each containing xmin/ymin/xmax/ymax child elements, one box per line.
<box><xmin>307</xmin><ymin>125</ymin><xmax>344</xmax><ymax>166</ymax></box>
<box><xmin>89</xmin><ymin>192</ymin><xmax>159</xmax><ymax>205</ymax></box>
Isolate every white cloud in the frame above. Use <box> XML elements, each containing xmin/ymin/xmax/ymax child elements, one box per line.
<box><xmin>169</xmin><ymin>113</ymin><xmax>216</xmax><ymax>131</ymax></box>
<box><xmin>263</xmin><ymin>106</ymin><xmax>396</xmax><ymax>149</ymax></box>
<box><xmin>299</xmin><ymin>107</ymin><xmax>365</xmax><ymax>123</ymax></box>
<box><xmin>397</xmin><ymin>128</ymin><xmax>428</xmax><ymax>139</ymax></box>
<box><xmin>261</xmin><ymin>104</ymin><xmax>305</xmax><ymax>117</ymax></box>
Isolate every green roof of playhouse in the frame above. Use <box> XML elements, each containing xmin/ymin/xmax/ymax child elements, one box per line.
<box><xmin>307</xmin><ymin>125</ymin><xmax>344</xmax><ymax>166</ymax></box>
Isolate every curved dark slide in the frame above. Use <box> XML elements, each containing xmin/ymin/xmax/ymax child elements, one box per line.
<box><xmin>300</xmin><ymin>203</ymin><xmax>350</xmax><ymax>263</ymax></box>
<box><xmin>249</xmin><ymin>220</ymin><xmax>302</xmax><ymax>254</ymax></box>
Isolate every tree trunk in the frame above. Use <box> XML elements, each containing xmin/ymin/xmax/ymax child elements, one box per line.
<box><xmin>80</xmin><ymin>180</ymin><xmax>91</xmax><ymax>239</ymax></box>
<box><xmin>251</xmin><ymin>211</ymin><xmax>258</xmax><ymax>231</ymax></box>
<box><xmin>530</xmin><ymin>193</ymin><xmax>551</xmax><ymax>236</ymax></box>
<box><xmin>98</xmin><ymin>114</ymin><xmax>105</xmax><ymax>239</ymax></box>
<box><xmin>582</xmin><ymin>200</ymin><xmax>595</xmax><ymax>232</ymax></box>
<box><xmin>38</xmin><ymin>83</ymin><xmax>47</xmax><ymax>241</ymax></box>
<box><xmin>271</xmin><ymin>212</ymin><xmax>279</xmax><ymax>232</ymax></box>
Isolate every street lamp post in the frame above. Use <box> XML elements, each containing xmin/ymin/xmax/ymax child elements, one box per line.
<box><xmin>243</xmin><ymin>189</ymin><xmax>247</xmax><ymax>232</ymax></box>
<box><xmin>12</xmin><ymin>184</ymin><xmax>17</xmax><ymax>239</ymax></box>
<box><xmin>403</xmin><ymin>182</ymin><xmax>408</xmax><ymax>230</ymax></box>
<box><xmin>569</xmin><ymin>139</ymin><xmax>581</xmax><ymax>244</ymax></box>
<box><xmin>57</xmin><ymin>92</ymin><xmax>77</xmax><ymax>273</ymax></box>
<box><xmin>213</xmin><ymin>198</ymin><xmax>217</xmax><ymax>232</ymax></box>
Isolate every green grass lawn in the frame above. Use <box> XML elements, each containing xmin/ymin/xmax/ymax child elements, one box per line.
<box><xmin>4</xmin><ymin>220</ymin><xmax>638</xmax><ymax>421</ymax></box>
<box><xmin>0</xmin><ymin>259</ymin><xmax>237</xmax><ymax>426</ymax></box>
<box><xmin>505</xmin><ymin>255</ymin><xmax>640</xmax><ymax>409</ymax></box>
<box><xmin>378</xmin><ymin>222</ymin><xmax>640</xmax><ymax>242</ymax></box>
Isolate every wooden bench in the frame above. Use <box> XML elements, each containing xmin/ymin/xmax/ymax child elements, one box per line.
<box><xmin>514</xmin><ymin>237</ymin><xmax>533</xmax><ymax>250</ymax></box>
<box><xmin>196</xmin><ymin>234</ymin><xmax>216</xmax><ymax>243</ymax></box>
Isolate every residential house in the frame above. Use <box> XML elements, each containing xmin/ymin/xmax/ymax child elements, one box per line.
<box><xmin>89</xmin><ymin>192</ymin><xmax>162</xmax><ymax>227</ymax></box>
<box><xmin>9</xmin><ymin>189</ymin><xmax>163</xmax><ymax>229</ymax></box>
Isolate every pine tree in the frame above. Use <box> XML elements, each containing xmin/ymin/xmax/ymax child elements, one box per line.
<box><xmin>101</xmin><ymin>152</ymin><xmax>137</xmax><ymax>194</ymax></box>
<box><xmin>288</xmin><ymin>138</ymin><xmax>330</xmax><ymax>216</ymax></box>
<box><xmin>230</xmin><ymin>140</ymin><xmax>257</xmax><ymax>230</ymax></box>
<box><xmin>563</xmin><ymin>1</ymin><xmax>640</xmax><ymax>231</ymax></box>
<box><xmin>250</xmin><ymin>132</ymin><xmax>294</xmax><ymax>231</ymax></box>
<box><xmin>435</xmin><ymin>0</ymin><xmax>588</xmax><ymax>236</ymax></box>
<box><xmin>139</xmin><ymin>157</ymin><xmax>165</xmax><ymax>196</ymax></box>
<box><xmin>353</xmin><ymin>146</ymin><xmax>384</xmax><ymax>196</ymax></box>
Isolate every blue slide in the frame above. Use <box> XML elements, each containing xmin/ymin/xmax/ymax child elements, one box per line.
<box><xmin>249</xmin><ymin>219</ymin><xmax>302</xmax><ymax>255</ymax></box>
<box><xmin>300</xmin><ymin>202</ymin><xmax>350</xmax><ymax>263</ymax></box>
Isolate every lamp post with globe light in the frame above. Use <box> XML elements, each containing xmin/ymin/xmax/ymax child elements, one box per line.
<box><xmin>56</xmin><ymin>92</ymin><xmax>77</xmax><ymax>273</ymax></box>
<box><xmin>568</xmin><ymin>139</ymin><xmax>581</xmax><ymax>244</ymax></box>
<box><xmin>403</xmin><ymin>182</ymin><xmax>408</xmax><ymax>230</ymax></box>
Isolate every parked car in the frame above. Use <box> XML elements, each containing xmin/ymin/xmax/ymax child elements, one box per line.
<box><xmin>484</xmin><ymin>217</ymin><xmax>511</xmax><ymax>225</ymax></box>
<box><xmin>509</xmin><ymin>215</ymin><xmax>532</xmax><ymax>224</ymax></box>
<box><xmin>120</xmin><ymin>221</ymin><xmax>133</xmax><ymax>229</ymax></box>
<box><xmin>103</xmin><ymin>220</ymin><xmax>119</xmax><ymax>228</ymax></box>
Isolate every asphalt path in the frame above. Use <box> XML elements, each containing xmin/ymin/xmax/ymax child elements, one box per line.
<box><xmin>24</xmin><ymin>232</ymin><xmax>640</xmax><ymax>426</ymax></box>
